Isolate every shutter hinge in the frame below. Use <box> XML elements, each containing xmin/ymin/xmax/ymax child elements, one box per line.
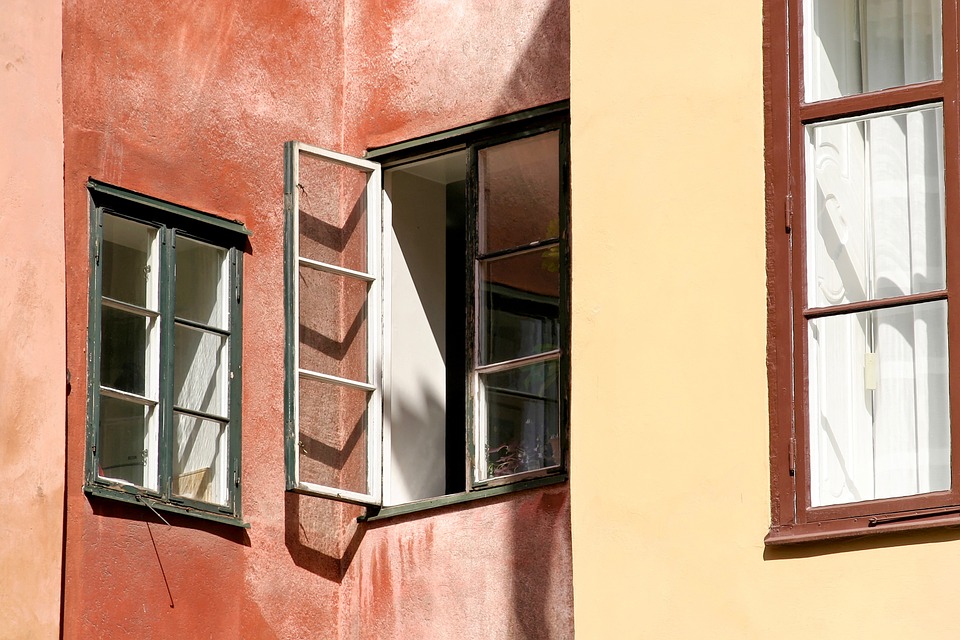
<box><xmin>234</xmin><ymin>469</ymin><xmax>240</xmax><ymax>487</ymax></box>
<box><xmin>788</xmin><ymin>436</ymin><xmax>796</xmax><ymax>476</ymax></box>
<box><xmin>95</xmin><ymin>239</ymin><xmax>100</xmax><ymax>265</ymax></box>
<box><xmin>784</xmin><ymin>193</ymin><xmax>793</xmax><ymax>233</ymax></box>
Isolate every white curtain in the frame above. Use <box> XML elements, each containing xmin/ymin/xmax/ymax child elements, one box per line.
<box><xmin>172</xmin><ymin>239</ymin><xmax>230</xmax><ymax>504</ymax></box>
<box><xmin>806</xmin><ymin>0</ymin><xmax>948</xmax><ymax>507</ymax></box>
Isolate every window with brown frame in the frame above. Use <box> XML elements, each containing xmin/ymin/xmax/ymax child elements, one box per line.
<box><xmin>765</xmin><ymin>0</ymin><xmax>960</xmax><ymax>544</ymax></box>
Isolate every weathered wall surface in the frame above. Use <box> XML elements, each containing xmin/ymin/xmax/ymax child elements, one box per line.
<box><xmin>61</xmin><ymin>2</ymin><xmax>346</xmax><ymax>637</ymax></box>
<box><xmin>339</xmin><ymin>2</ymin><xmax>572</xmax><ymax>638</ymax></box>
<box><xmin>0</xmin><ymin>1</ymin><xmax>65</xmax><ymax>637</ymax></box>
<box><xmin>340</xmin><ymin>488</ymin><xmax>571</xmax><ymax>640</ymax></box>
<box><xmin>343</xmin><ymin>0</ymin><xmax>569</xmax><ymax>152</ymax></box>
<box><xmin>61</xmin><ymin>1</ymin><xmax>570</xmax><ymax>638</ymax></box>
<box><xmin>571</xmin><ymin>1</ymin><xmax>960</xmax><ymax>638</ymax></box>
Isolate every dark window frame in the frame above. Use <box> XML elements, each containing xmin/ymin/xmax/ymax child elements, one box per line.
<box><xmin>765</xmin><ymin>1</ymin><xmax>960</xmax><ymax>544</ymax></box>
<box><xmin>84</xmin><ymin>180</ymin><xmax>249</xmax><ymax>528</ymax></box>
<box><xmin>283</xmin><ymin>102</ymin><xmax>571</xmax><ymax>516</ymax></box>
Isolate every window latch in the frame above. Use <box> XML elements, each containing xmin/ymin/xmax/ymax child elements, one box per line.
<box><xmin>788</xmin><ymin>436</ymin><xmax>796</xmax><ymax>476</ymax></box>
<box><xmin>784</xmin><ymin>193</ymin><xmax>793</xmax><ymax>233</ymax></box>
<box><xmin>869</xmin><ymin>507</ymin><xmax>960</xmax><ymax>527</ymax></box>
<box><xmin>136</xmin><ymin>495</ymin><xmax>171</xmax><ymax>527</ymax></box>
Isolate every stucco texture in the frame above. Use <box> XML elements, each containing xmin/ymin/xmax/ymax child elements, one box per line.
<box><xmin>571</xmin><ymin>1</ymin><xmax>960</xmax><ymax>639</ymax></box>
<box><xmin>0</xmin><ymin>0</ymin><xmax>65</xmax><ymax>637</ymax></box>
<box><xmin>61</xmin><ymin>1</ymin><xmax>570</xmax><ymax>638</ymax></box>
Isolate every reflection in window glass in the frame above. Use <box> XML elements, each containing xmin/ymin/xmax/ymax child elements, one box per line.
<box><xmin>482</xmin><ymin>359</ymin><xmax>560</xmax><ymax>479</ymax></box>
<box><xmin>298</xmin><ymin>266</ymin><xmax>369</xmax><ymax>382</ymax></box>
<box><xmin>805</xmin><ymin>105</ymin><xmax>945</xmax><ymax>309</ymax></box>
<box><xmin>479</xmin><ymin>131</ymin><xmax>560</xmax><ymax>254</ymax></box>
<box><xmin>479</xmin><ymin>248</ymin><xmax>560</xmax><ymax>365</ymax></box>
<box><xmin>298</xmin><ymin>376</ymin><xmax>370</xmax><ymax>495</ymax></box>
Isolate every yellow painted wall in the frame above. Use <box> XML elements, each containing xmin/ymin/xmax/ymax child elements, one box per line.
<box><xmin>571</xmin><ymin>2</ymin><xmax>960</xmax><ymax>638</ymax></box>
<box><xmin>0</xmin><ymin>0</ymin><xmax>65</xmax><ymax>636</ymax></box>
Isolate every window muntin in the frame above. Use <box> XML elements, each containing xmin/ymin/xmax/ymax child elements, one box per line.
<box><xmin>86</xmin><ymin>183</ymin><xmax>245</xmax><ymax>523</ymax></box>
<box><xmin>285</xmin><ymin>107</ymin><xmax>569</xmax><ymax>511</ymax></box>
<box><xmin>479</xmin><ymin>130</ymin><xmax>561</xmax><ymax>254</ymax></box>
<box><xmin>804</xmin><ymin>0</ymin><xmax>943</xmax><ymax>103</ymax></box>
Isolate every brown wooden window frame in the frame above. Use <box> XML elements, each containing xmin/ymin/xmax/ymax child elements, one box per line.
<box><xmin>765</xmin><ymin>0</ymin><xmax>960</xmax><ymax>544</ymax></box>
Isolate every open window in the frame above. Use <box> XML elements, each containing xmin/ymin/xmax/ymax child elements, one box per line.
<box><xmin>285</xmin><ymin>103</ymin><xmax>570</xmax><ymax>512</ymax></box>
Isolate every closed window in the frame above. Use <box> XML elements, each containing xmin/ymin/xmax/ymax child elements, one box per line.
<box><xmin>766</xmin><ymin>0</ymin><xmax>960</xmax><ymax>543</ymax></box>
<box><xmin>85</xmin><ymin>181</ymin><xmax>248</xmax><ymax>526</ymax></box>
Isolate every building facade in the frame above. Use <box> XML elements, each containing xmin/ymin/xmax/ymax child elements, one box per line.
<box><xmin>9</xmin><ymin>0</ymin><xmax>960</xmax><ymax>639</ymax></box>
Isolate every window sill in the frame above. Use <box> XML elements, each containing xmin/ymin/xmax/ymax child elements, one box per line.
<box><xmin>359</xmin><ymin>473</ymin><xmax>568</xmax><ymax>523</ymax></box>
<box><xmin>766</xmin><ymin>507</ymin><xmax>960</xmax><ymax>546</ymax></box>
<box><xmin>85</xmin><ymin>483</ymin><xmax>249</xmax><ymax>529</ymax></box>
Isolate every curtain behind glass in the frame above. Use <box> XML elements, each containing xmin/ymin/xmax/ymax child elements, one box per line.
<box><xmin>805</xmin><ymin>0</ymin><xmax>941</xmax><ymax>102</ymax></box>
<box><xmin>807</xmin><ymin>106</ymin><xmax>949</xmax><ymax>507</ymax></box>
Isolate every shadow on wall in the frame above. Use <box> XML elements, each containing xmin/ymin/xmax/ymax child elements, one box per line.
<box><xmin>494</xmin><ymin>0</ymin><xmax>570</xmax><ymax>116</ymax></box>
<box><xmin>488</xmin><ymin>0</ymin><xmax>575</xmax><ymax>640</ymax></box>
<box><xmin>500</xmin><ymin>1</ymin><xmax>573</xmax><ymax>637</ymax></box>
<box><xmin>284</xmin><ymin>491</ymin><xmax>365</xmax><ymax>584</ymax></box>
<box><xmin>283</xmin><ymin>0</ymin><xmax>572</xmax><ymax>635</ymax></box>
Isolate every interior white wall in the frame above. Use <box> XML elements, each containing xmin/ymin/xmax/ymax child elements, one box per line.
<box><xmin>385</xmin><ymin>170</ymin><xmax>449</xmax><ymax>505</ymax></box>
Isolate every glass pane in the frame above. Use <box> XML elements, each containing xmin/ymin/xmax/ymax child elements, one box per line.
<box><xmin>804</xmin><ymin>0</ymin><xmax>942</xmax><ymax>102</ymax></box>
<box><xmin>480</xmin><ymin>131</ymin><xmax>560</xmax><ymax>254</ymax></box>
<box><xmin>480</xmin><ymin>249</ymin><xmax>560</xmax><ymax>365</ymax></box>
<box><xmin>808</xmin><ymin>300</ymin><xmax>949</xmax><ymax>507</ymax></box>
<box><xmin>173</xmin><ymin>412</ymin><xmax>229</xmax><ymax>506</ymax></box>
<box><xmin>98</xmin><ymin>395</ymin><xmax>158</xmax><ymax>490</ymax></box>
<box><xmin>298</xmin><ymin>149</ymin><xmax>369</xmax><ymax>272</ymax></box>
<box><xmin>298</xmin><ymin>376</ymin><xmax>369</xmax><ymax>495</ymax></box>
<box><xmin>806</xmin><ymin>106</ymin><xmax>944</xmax><ymax>309</ymax></box>
<box><xmin>299</xmin><ymin>265</ymin><xmax>368</xmax><ymax>382</ymax></box>
<box><xmin>101</xmin><ymin>305</ymin><xmax>157</xmax><ymax>398</ymax></box>
<box><xmin>482</xmin><ymin>359</ymin><xmax>560</xmax><ymax>479</ymax></box>
<box><xmin>102</xmin><ymin>214</ymin><xmax>158</xmax><ymax>309</ymax></box>
<box><xmin>174</xmin><ymin>324</ymin><xmax>228</xmax><ymax>418</ymax></box>
<box><xmin>176</xmin><ymin>236</ymin><xmax>227</xmax><ymax>329</ymax></box>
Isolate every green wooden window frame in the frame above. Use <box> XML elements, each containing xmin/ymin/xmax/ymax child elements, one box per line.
<box><xmin>84</xmin><ymin>180</ymin><xmax>249</xmax><ymax>527</ymax></box>
<box><xmin>284</xmin><ymin>102</ymin><xmax>570</xmax><ymax>515</ymax></box>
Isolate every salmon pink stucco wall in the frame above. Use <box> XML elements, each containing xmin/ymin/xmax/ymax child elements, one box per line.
<box><xmin>343</xmin><ymin>0</ymin><xmax>570</xmax><ymax>151</ymax></box>
<box><xmin>0</xmin><ymin>1</ymin><xmax>65</xmax><ymax>637</ymax></box>
<box><xmin>61</xmin><ymin>1</ymin><xmax>347</xmax><ymax>637</ymax></box>
<box><xmin>61</xmin><ymin>1</ymin><xmax>570</xmax><ymax>638</ymax></box>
